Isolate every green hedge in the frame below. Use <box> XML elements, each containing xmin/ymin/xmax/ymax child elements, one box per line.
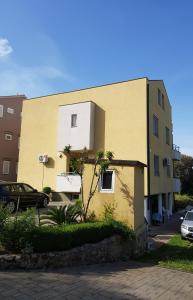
<box><xmin>0</xmin><ymin>218</ymin><xmax>135</xmax><ymax>253</ymax></box>
<box><xmin>30</xmin><ymin>220</ymin><xmax>135</xmax><ymax>253</ymax></box>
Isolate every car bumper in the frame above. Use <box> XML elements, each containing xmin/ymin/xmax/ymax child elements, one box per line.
<box><xmin>181</xmin><ymin>228</ymin><xmax>193</xmax><ymax>239</ymax></box>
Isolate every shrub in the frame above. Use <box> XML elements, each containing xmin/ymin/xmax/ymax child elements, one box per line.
<box><xmin>0</xmin><ymin>208</ymin><xmax>36</xmax><ymax>252</ymax></box>
<box><xmin>29</xmin><ymin>220</ymin><xmax>135</xmax><ymax>253</ymax></box>
<box><xmin>42</xmin><ymin>186</ymin><xmax>52</xmax><ymax>194</ymax></box>
<box><xmin>0</xmin><ymin>205</ymin><xmax>11</xmax><ymax>230</ymax></box>
<box><xmin>40</xmin><ymin>204</ymin><xmax>82</xmax><ymax>226</ymax></box>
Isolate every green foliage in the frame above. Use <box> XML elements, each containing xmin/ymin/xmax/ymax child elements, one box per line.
<box><xmin>0</xmin><ymin>205</ymin><xmax>11</xmax><ymax>230</ymax></box>
<box><xmin>28</xmin><ymin>220</ymin><xmax>135</xmax><ymax>253</ymax></box>
<box><xmin>103</xmin><ymin>201</ymin><xmax>117</xmax><ymax>220</ymax></box>
<box><xmin>0</xmin><ymin>208</ymin><xmax>36</xmax><ymax>252</ymax></box>
<box><xmin>174</xmin><ymin>154</ymin><xmax>193</xmax><ymax>195</ymax></box>
<box><xmin>40</xmin><ymin>204</ymin><xmax>82</xmax><ymax>226</ymax></box>
<box><xmin>106</xmin><ymin>151</ymin><xmax>114</xmax><ymax>161</ymax></box>
<box><xmin>96</xmin><ymin>150</ymin><xmax>104</xmax><ymax>160</ymax></box>
<box><xmin>174</xmin><ymin>193</ymin><xmax>193</xmax><ymax>210</ymax></box>
<box><xmin>140</xmin><ymin>234</ymin><xmax>193</xmax><ymax>273</ymax></box>
<box><xmin>42</xmin><ymin>186</ymin><xmax>51</xmax><ymax>194</ymax></box>
<box><xmin>63</xmin><ymin>144</ymin><xmax>71</xmax><ymax>153</ymax></box>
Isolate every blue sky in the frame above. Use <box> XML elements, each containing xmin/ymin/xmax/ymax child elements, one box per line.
<box><xmin>0</xmin><ymin>0</ymin><xmax>193</xmax><ymax>155</ymax></box>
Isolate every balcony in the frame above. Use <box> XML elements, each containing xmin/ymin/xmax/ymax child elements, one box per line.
<box><xmin>173</xmin><ymin>177</ymin><xmax>181</xmax><ymax>193</ymax></box>
<box><xmin>172</xmin><ymin>144</ymin><xmax>181</xmax><ymax>161</ymax></box>
<box><xmin>56</xmin><ymin>173</ymin><xmax>81</xmax><ymax>193</ymax></box>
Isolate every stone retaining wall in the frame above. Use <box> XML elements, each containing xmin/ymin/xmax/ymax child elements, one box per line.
<box><xmin>0</xmin><ymin>232</ymin><xmax>147</xmax><ymax>270</ymax></box>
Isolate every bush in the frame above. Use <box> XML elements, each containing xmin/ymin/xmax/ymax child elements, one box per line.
<box><xmin>174</xmin><ymin>193</ymin><xmax>193</xmax><ymax>211</ymax></box>
<box><xmin>42</xmin><ymin>187</ymin><xmax>51</xmax><ymax>194</ymax></box>
<box><xmin>29</xmin><ymin>220</ymin><xmax>135</xmax><ymax>253</ymax></box>
<box><xmin>0</xmin><ymin>205</ymin><xmax>11</xmax><ymax>230</ymax></box>
<box><xmin>0</xmin><ymin>208</ymin><xmax>36</xmax><ymax>252</ymax></box>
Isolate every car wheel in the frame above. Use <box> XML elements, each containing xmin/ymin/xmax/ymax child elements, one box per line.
<box><xmin>5</xmin><ymin>201</ymin><xmax>16</xmax><ymax>214</ymax></box>
<box><xmin>181</xmin><ymin>235</ymin><xmax>186</xmax><ymax>240</ymax></box>
<box><xmin>42</xmin><ymin>197</ymin><xmax>48</xmax><ymax>208</ymax></box>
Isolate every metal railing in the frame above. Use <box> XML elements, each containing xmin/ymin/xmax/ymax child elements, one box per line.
<box><xmin>173</xmin><ymin>144</ymin><xmax>180</xmax><ymax>152</ymax></box>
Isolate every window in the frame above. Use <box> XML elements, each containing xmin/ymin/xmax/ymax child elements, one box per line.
<box><xmin>7</xmin><ymin>107</ymin><xmax>15</xmax><ymax>114</ymax></box>
<box><xmin>23</xmin><ymin>184</ymin><xmax>34</xmax><ymax>192</ymax></box>
<box><xmin>162</xmin><ymin>94</ymin><xmax>165</xmax><ymax>110</ymax></box>
<box><xmin>0</xmin><ymin>105</ymin><xmax>3</xmax><ymax>118</ymax></box>
<box><xmin>5</xmin><ymin>133</ymin><xmax>13</xmax><ymax>141</ymax></box>
<box><xmin>2</xmin><ymin>160</ymin><xmax>10</xmax><ymax>175</ymax></box>
<box><xmin>165</xmin><ymin>127</ymin><xmax>170</xmax><ymax>145</ymax></box>
<box><xmin>167</xmin><ymin>164</ymin><xmax>171</xmax><ymax>177</ymax></box>
<box><xmin>153</xmin><ymin>115</ymin><xmax>159</xmax><ymax>137</ymax></box>
<box><xmin>154</xmin><ymin>155</ymin><xmax>160</xmax><ymax>176</ymax></box>
<box><xmin>158</xmin><ymin>89</ymin><xmax>162</xmax><ymax>106</ymax></box>
<box><xmin>71</xmin><ymin>114</ymin><xmax>77</xmax><ymax>127</ymax></box>
<box><xmin>100</xmin><ymin>170</ymin><xmax>115</xmax><ymax>192</ymax></box>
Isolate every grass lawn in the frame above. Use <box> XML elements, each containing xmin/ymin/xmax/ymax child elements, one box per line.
<box><xmin>140</xmin><ymin>234</ymin><xmax>193</xmax><ymax>273</ymax></box>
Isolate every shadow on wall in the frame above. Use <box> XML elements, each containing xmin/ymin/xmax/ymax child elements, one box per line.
<box><xmin>94</xmin><ymin>105</ymin><xmax>105</xmax><ymax>150</ymax></box>
<box><xmin>115</xmin><ymin>169</ymin><xmax>134</xmax><ymax>216</ymax></box>
<box><xmin>46</xmin><ymin>158</ymin><xmax>55</xmax><ymax>168</ymax></box>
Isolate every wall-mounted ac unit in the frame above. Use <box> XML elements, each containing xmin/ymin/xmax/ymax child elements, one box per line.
<box><xmin>38</xmin><ymin>155</ymin><xmax>49</xmax><ymax>163</ymax></box>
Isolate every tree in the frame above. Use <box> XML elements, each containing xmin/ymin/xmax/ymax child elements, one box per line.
<box><xmin>63</xmin><ymin>145</ymin><xmax>114</xmax><ymax>221</ymax></box>
<box><xmin>174</xmin><ymin>154</ymin><xmax>193</xmax><ymax>195</ymax></box>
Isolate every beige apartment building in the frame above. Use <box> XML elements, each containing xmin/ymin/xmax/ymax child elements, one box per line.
<box><xmin>0</xmin><ymin>95</ymin><xmax>26</xmax><ymax>182</ymax></box>
<box><xmin>18</xmin><ymin>77</ymin><xmax>181</xmax><ymax>226</ymax></box>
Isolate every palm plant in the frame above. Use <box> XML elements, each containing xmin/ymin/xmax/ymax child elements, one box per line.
<box><xmin>40</xmin><ymin>204</ymin><xmax>82</xmax><ymax>226</ymax></box>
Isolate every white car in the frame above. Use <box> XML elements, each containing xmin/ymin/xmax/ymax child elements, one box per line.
<box><xmin>180</xmin><ymin>210</ymin><xmax>193</xmax><ymax>240</ymax></box>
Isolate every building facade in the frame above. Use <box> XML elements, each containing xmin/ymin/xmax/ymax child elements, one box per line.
<box><xmin>17</xmin><ymin>77</ymin><xmax>180</xmax><ymax>225</ymax></box>
<box><xmin>0</xmin><ymin>95</ymin><xmax>26</xmax><ymax>182</ymax></box>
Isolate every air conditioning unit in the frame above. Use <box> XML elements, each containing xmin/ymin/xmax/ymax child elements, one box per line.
<box><xmin>38</xmin><ymin>155</ymin><xmax>49</xmax><ymax>163</ymax></box>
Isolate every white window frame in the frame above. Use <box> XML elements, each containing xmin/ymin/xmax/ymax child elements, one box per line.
<box><xmin>7</xmin><ymin>107</ymin><xmax>15</xmax><ymax>114</ymax></box>
<box><xmin>71</xmin><ymin>114</ymin><xmax>77</xmax><ymax>128</ymax></box>
<box><xmin>5</xmin><ymin>133</ymin><xmax>13</xmax><ymax>141</ymax></box>
<box><xmin>2</xmin><ymin>160</ymin><xmax>11</xmax><ymax>175</ymax></box>
<box><xmin>100</xmin><ymin>170</ymin><xmax>115</xmax><ymax>193</ymax></box>
<box><xmin>0</xmin><ymin>105</ymin><xmax>3</xmax><ymax>118</ymax></box>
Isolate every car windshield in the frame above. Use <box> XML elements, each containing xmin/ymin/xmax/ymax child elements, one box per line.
<box><xmin>185</xmin><ymin>212</ymin><xmax>193</xmax><ymax>221</ymax></box>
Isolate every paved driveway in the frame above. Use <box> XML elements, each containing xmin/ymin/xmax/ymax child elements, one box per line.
<box><xmin>0</xmin><ymin>261</ymin><xmax>193</xmax><ymax>299</ymax></box>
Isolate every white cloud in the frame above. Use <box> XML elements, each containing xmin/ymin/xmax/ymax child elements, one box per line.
<box><xmin>0</xmin><ymin>64</ymin><xmax>75</xmax><ymax>97</ymax></box>
<box><xmin>0</xmin><ymin>38</ymin><xmax>13</xmax><ymax>58</ymax></box>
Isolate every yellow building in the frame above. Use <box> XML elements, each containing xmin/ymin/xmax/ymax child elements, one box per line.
<box><xmin>18</xmin><ymin>77</ymin><xmax>180</xmax><ymax>227</ymax></box>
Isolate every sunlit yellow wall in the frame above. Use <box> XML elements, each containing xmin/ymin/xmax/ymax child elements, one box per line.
<box><xmin>83</xmin><ymin>163</ymin><xmax>144</xmax><ymax>231</ymax></box>
<box><xmin>18</xmin><ymin>78</ymin><xmax>148</xmax><ymax>191</ymax></box>
<box><xmin>148</xmin><ymin>81</ymin><xmax>173</xmax><ymax>195</ymax></box>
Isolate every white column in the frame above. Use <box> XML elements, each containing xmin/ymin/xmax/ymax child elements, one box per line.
<box><xmin>158</xmin><ymin>194</ymin><xmax>162</xmax><ymax>217</ymax></box>
<box><xmin>144</xmin><ymin>197</ymin><xmax>150</xmax><ymax>224</ymax></box>
<box><xmin>168</xmin><ymin>193</ymin><xmax>173</xmax><ymax>216</ymax></box>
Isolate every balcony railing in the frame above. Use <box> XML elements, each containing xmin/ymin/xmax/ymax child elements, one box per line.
<box><xmin>172</xmin><ymin>144</ymin><xmax>181</xmax><ymax>161</ymax></box>
<box><xmin>56</xmin><ymin>173</ymin><xmax>81</xmax><ymax>193</ymax></box>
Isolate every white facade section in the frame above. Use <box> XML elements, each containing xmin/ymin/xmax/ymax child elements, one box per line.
<box><xmin>172</xmin><ymin>148</ymin><xmax>181</xmax><ymax>161</ymax></box>
<box><xmin>173</xmin><ymin>177</ymin><xmax>181</xmax><ymax>193</ymax></box>
<box><xmin>57</xmin><ymin>101</ymin><xmax>95</xmax><ymax>151</ymax></box>
<box><xmin>56</xmin><ymin>174</ymin><xmax>81</xmax><ymax>193</ymax></box>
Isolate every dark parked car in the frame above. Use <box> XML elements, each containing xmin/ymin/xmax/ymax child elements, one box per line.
<box><xmin>0</xmin><ymin>182</ymin><xmax>49</xmax><ymax>213</ymax></box>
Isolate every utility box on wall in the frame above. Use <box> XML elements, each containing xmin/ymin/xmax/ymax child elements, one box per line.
<box><xmin>57</xmin><ymin>101</ymin><xmax>95</xmax><ymax>151</ymax></box>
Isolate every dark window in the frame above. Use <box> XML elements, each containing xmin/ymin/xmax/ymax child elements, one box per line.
<box><xmin>162</xmin><ymin>94</ymin><xmax>165</xmax><ymax>110</ymax></box>
<box><xmin>158</xmin><ymin>89</ymin><xmax>162</xmax><ymax>106</ymax></box>
<box><xmin>154</xmin><ymin>155</ymin><xmax>160</xmax><ymax>176</ymax></box>
<box><xmin>101</xmin><ymin>171</ymin><xmax>113</xmax><ymax>190</ymax></box>
<box><xmin>153</xmin><ymin>115</ymin><xmax>159</xmax><ymax>137</ymax></box>
<box><xmin>167</xmin><ymin>164</ymin><xmax>171</xmax><ymax>177</ymax></box>
<box><xmin>71</xmin><ymin>114</ymin><xmax>77</xmax><ymax>127</ymax></box>
<box><xmin>23</xmin><ymin>184</ymin><xmax>34</xmax><ymax>192</ymax></box>
<box><xmin>165</xmin><ymin>127</ymin><xmax>170</xmax><ymax>145</ymax></box>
